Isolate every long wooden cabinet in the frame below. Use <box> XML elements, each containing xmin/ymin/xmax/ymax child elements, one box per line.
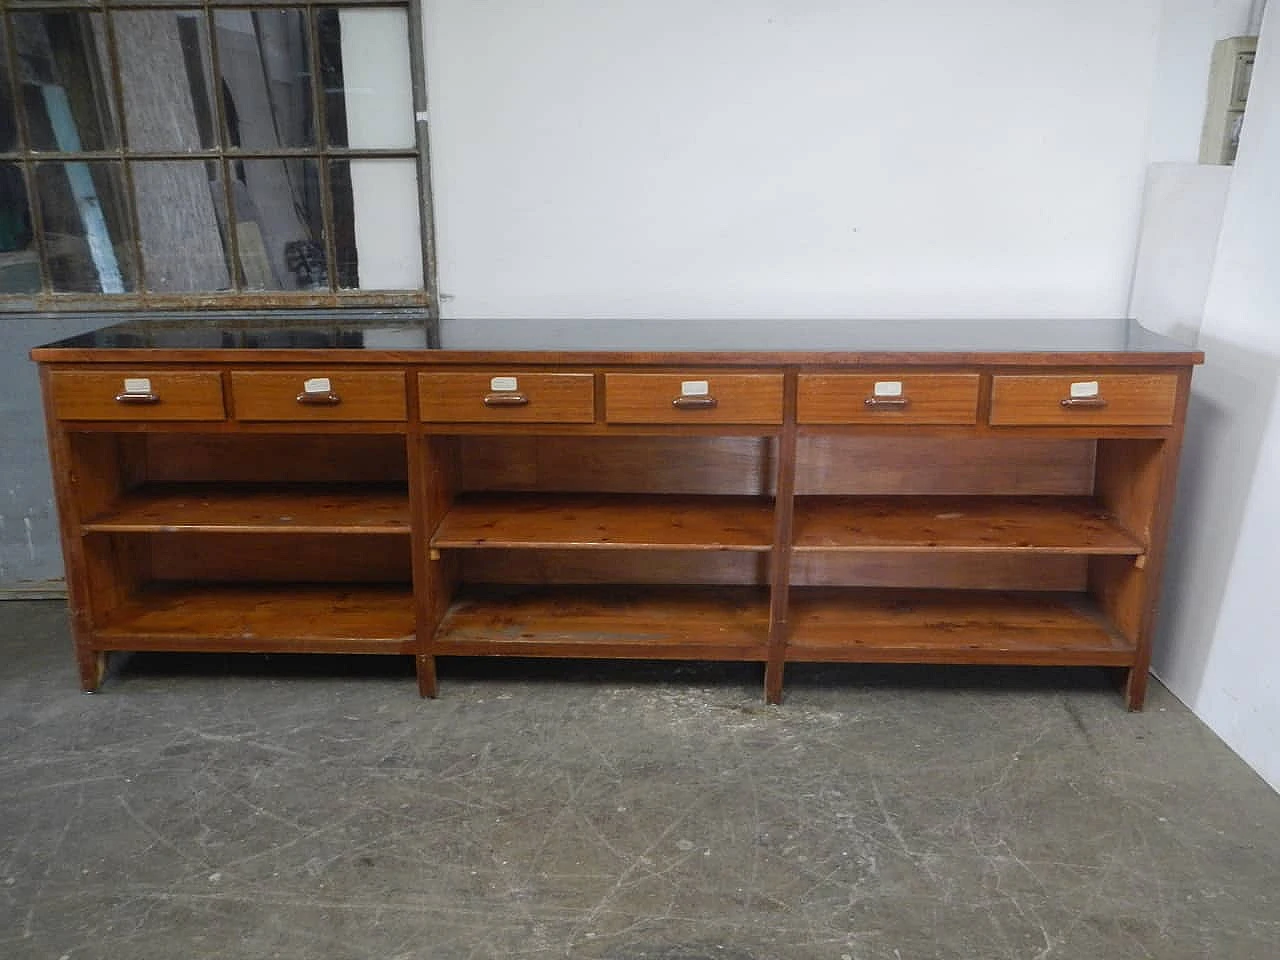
<box><xmin>32</xmin><ymin>317</ymin><xmax>1202</xmax><ymax>708</ymax></box>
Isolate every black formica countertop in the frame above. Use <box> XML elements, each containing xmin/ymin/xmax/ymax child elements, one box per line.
<box><xmin>31</xmin><ymin>313</ymin><xmax>1203</xmax><ymax>364</ymax></box>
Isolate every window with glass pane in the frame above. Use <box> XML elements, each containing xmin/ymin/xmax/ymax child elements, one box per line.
<box><xmin>0</xmin><ymin>1</ymin><xmax>429</xmax><ymax>305</ymax></box>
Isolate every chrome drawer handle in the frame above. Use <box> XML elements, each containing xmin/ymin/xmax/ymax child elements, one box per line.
<box><xmin>114</xmin><ymin>391</ymin><xmax>160</xmax><ymax>404</ymax></box>
<box><xmin>1060</xmin><ymin>396</ymin><xmax>1107</xmax><ymax>408</ymax></box>
<box><xmin>483</xmin><ymin>392</ymin><xmax>529</xmax><ymax>406</ymax></box>
<box><xmin>296</xmin><ymin>390</ymin><xmax>342</xmax><ymax>405</ymax></box>
<box><xmin>864</xmin><ymin>396</ymin><xmax>910</xmax><ymax>409</ymax></box>
<box><xmin>672</xmin><ymin>395</ymin><xmax>717</xmax><ymax>410</ymax></box>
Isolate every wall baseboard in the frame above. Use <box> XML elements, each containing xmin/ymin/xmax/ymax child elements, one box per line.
<box><xmin>0</xmin><ymin>581</ymin><xmax>68</xmax><ymax>601</ymax></box>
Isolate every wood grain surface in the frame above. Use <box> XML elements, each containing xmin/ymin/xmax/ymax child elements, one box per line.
<box><xmin>433</xmin><ymin>493</ymin><xmax>774</xmax><ymax>550</ymax></box>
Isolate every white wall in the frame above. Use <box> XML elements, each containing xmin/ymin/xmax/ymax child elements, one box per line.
<box><xmin>423</xmin><ymin>0</ymin><xmax>1165</xmax><ymax>319</ymax></box>
<box><xmin>1154</xmin><ymin>3</ymin><xmax>1280</xmax><ymax>790</ymax></box>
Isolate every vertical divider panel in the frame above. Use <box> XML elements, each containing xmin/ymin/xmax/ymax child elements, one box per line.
<box><xmin>765</xmin><ymin>370</ymin><xmax>799</xmax><ymax>704</ymax></box>
<box><xmin>413</xmin><ymin>416</ymin><xmax>459</xmax><ymax>697</ymax></box>
<box><xmin>407</xmin><ymin>368</ymin><xmax>432</xmax><ymax>695</ymax></box>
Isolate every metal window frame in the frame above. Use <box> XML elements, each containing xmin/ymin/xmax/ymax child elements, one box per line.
<box><xmin>0</xmin><ymin>0</ymin><xmax>436</xmax><ymax>317</ymax></box>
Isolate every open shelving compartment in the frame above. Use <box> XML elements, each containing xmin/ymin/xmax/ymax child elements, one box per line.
<box><xmin>784</xmin><ymin>433</ymin><xmax>1166</xmax><ymax>679</ymax></box>
<box><xmin>66</xmin><ymin>430</ymin><xmax>416</xmax><ymax>661</ymax></box>
<box><xmin>423</xmin><ymin>433</ymin><xmax>783</xmax><ymax>671</ymax></box>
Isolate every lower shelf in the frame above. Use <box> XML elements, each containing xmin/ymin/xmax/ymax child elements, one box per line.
<box><xmin>787</xmin><ymin>588</ymin><xmax>1134</xmax><ymax>666</ymax></box>
<box><xmin>95</xmin><ymin>583</ymin><xmax>416</xmax><ymax>654</ymax></box>
<box><xmin>434</xmin><ymin>584</ymin><xmax>771</xmax><ymax>660</ymax></box>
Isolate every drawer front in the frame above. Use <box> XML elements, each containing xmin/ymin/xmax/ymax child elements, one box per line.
<box><xmin>231</xmin><ymin>371</ymin><xmax>406</xmax><ymax>421</ymax></box>
<box><xmin>419</xmin><ymin>372</ymin><xmax>595</xmax><ymax>423</ymax></box>
<box><xmin>47</xmin><ymin>370</ymin><xmax>225</xmax><ymax>421</ymax></box>
<box><xmin>605</xmin><ymin>373</ymin><xmax>784</xmax><ymax>425</ymax></box>
<box><xmin>798</xmin><ymin>373</ymin><xmax>979</xmax><ymax>424</ymax></box>
<box><xmin>990</xmin><ymin>374</ymin><xmax>1178</xmax><ymax>426</ymax></box>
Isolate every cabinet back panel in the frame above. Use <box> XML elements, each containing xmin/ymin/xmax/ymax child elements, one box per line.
<box><xmin>792</xmin><ymin>554</ymin><xmax>1087</xmax><ymax>591</ymax></box>
<box><xmin>458</xmin><ymin>436</ymin><xmax>776</xmax><ymax>495</ymax></box>
<box><xmin>796</xmin><ymin>438</ymin><xmax>1095</xmax><ymax>495</ymax></box>
<box><xmin>461</xmin><ymin>549</ymin><xmax>771</xmax><ymax>586</ymax></box>
<box><xmin>140</xmin><ymin>434</ymin><xmax>408</xmax><ymax>484</ymax></box>
<box><xmin>144</xmin><ymin>533</ymin><xmax>411</xmax><ymax>583</ymax></box>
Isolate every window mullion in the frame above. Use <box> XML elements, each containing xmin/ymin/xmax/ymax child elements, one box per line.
<box><xmin>205</xmin><ymin>0</ymin><xmax>242</xmax><ymax>292</ymax></box>
<box><xmin>405</xmin><ymin>0</ymin><xmax>435</xmax><ymax>315</ymax></box>
<box><xmin>308</xmin><ymin>4</ymin><xmax>337</xmax><ymax>293</ymax></box>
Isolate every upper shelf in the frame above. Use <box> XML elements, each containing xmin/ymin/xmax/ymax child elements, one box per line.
<box><xmin>82</xmin><ymin>484</ymin><xmax>410</xmax><ymax>534</ymax></box>
<box><xmin>431</xmin><ymin>493</ymin><xmax>775</xmax><ymax>550</ymax></box>
<box><xmin>793</xmin><ymin>496</ymin><xmax>1144</xmax><ymax>555</ymax></box>
<box><xmin>31</xmin><ymin>316</ymin><xmax>1202</xmax><ymax>366</ymax></box>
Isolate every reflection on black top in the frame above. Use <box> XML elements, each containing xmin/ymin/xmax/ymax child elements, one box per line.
<box><xmin>35</xmin><ymin>315</ymin><xmax>1199</xmax><ymax>355</ymax></box>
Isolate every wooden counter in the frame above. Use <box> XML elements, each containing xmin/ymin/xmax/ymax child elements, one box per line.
<box><xmin>32</xmin><ymin>316</ymin><xmax>1202</xmax><ymax>707</ymax></box>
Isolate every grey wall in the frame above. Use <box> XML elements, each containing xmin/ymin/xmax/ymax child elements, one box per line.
<box><xmin>0</xmin><ymin>315</ymin><xmax>104</xmax><ymax>596</ymax></box>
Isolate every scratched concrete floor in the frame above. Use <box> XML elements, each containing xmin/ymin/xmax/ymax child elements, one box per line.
<box><xmin>1</xmin><ymin>600</ymin><xmax>1278</xmax><ymax>960</ymax></box>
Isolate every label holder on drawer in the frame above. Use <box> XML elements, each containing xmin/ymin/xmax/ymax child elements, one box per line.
<box><xmin>1061</xmin><ymin>380</ymin><xmax>1107</xmax><ymax>409</ymax></box>
<box><xmin>673</xmin><ymin>380</ymin><xmax>717</xmax><ymax>410</ymax></box>
<box><xmin>296</xmin><ymin>376</ymin><xmax>341</xmax><ymax>406</ymax></box>
<box><xmin>483</xmin><ymin>375</ymin><xmax>529</xmax><ymax>407</ymax></box>
<box><xmin>115</xmin><ymin>377</ymin><xmax>159</xmax><ymax>404</ymax></box>
<box><xmin>865</xmin><ymin>379</ymin><xmax>909</xmax><ymax>409</ymax></box>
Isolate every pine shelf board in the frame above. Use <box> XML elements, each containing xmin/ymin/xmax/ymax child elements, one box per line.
<box><xmin>434</xmin><ymin>584</ymin><xmax>770</xmax><ymax>659</ymax></box>
<box><xmin>431</xmin><ymin>493</ymin><xmax>775</xmax><ymax>550</ymax></box>
<box><xmin>792</xmin><ymin>496</ymin><xmax>1144</xmax><ymax>555</ymax></box>
<box><xmin>82</xmin><ymin>484</ymin><xmax>410</xmax><ymax>534</ymax></box>
<box><xmin>95</xmin><ymin>582</ymin><xmax>415</xmax><ymax>653</ymax></box>
<box><xmin>786</xmin><ymin>588</ymin><xmax>1134</xmax><ymax>666</ymax></box>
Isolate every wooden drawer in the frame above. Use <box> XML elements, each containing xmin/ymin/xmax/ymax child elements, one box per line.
<box><xmin>47</xmin><ymin>369</ymin><xmax>225</xmax><ymax>421</ymax></box>
<box><xmin>605</xmin><ymin>373</ymin><xmax>784</xmax><ymax>425</ymax></box>
<box><xmin>419</xmin><ymin>372</ymin><xmax>595</xmax><ymax>423</ymax></box>
<box><xmin>231</xmin><ymin>371</ymin><xmax>406</xmax><ymax>421</ymax></box>
<box><xmin>990</xmin><ymin>374</ymin><xmax>1178</xmax><ymax>426</ymax></box>
<box><xmin>798</xmin><ymin>373</ymin><xmax>979</xmax><ymax>424</ymax></box>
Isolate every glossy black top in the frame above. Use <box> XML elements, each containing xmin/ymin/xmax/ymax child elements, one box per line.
<box><xmin>33</xmin><ymin>314</ymin><xmax>1198</xmax><ymax>358</ymax></box>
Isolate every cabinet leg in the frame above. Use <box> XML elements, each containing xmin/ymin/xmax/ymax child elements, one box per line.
<box><xmin>1124</xmin><ymin>666</ymin><xmax>1149</xmax><ymax>711</ymax></box>
<box><xmin>77</xmin><ymin>650</ymin><xmax>106</xmax><ymax>692</ymax></box>
<box><xmin>416</xmin><ymin>654</ymin><xmax>438</xmax><ymax>698</ymax></box>
<box><xmin>764</xmin><ymin>660</ymin><xmax>784</xmax><ymax>705</ymax></box>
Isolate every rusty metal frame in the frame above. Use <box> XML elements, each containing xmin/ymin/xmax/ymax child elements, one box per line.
<box><xmin>0</xmin><ymin>0</ymin><xmax>436</xmax><ymax>317</ymax></box>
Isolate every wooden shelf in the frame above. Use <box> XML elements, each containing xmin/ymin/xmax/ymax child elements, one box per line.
<box><xmin>96</xmin><ymin>583</ymin><xmax>415</xmax><ymax>653</ymax></box>
<box><xmin>431</xmin><ymin>493</ymin><xmax>775</xmax><ymax>550</ymax></box>
<box><xmin>792</xmin><ymin>496</ymin><xmax>1144</xmax><ymax>555</ymax></box>
<box><xmin>787</xmin><ymin>588</ymin><xmax>1133</xmax><ymax>665</ymax></box>
<box><xmin>82</xmin><ymin>485</ymin><xmax>410</xmax><ymax>534</ymax></box>
<box><xmin>434</xmin><ymin>584</ymin><xmax>770</xmax><ymax>659</ymax></box>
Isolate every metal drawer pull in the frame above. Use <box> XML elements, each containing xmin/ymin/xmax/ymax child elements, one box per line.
<box><xmin>672</xmin><ymin>395</ymin><xmax>718</xmax><ymax>409</ymax></box>
<box><xmin>297</xmin><ymin>377</ymin><xmax>341</xmax><ymax>405</ymax></box>
<box><xmin>296</xmin><ymin>390</ymin><xmax>341</xmax><ymax>405</ymax></box>
<box><xmin>114</xmin><ymin>391</ymin><xmax>160</xmax><ymax>404</ymax></box>
<box><xmin>1060</xmin><ymin>396</ymin><xmax>1107</xmax><ymax>408</ymax></box>
<box><xmin>864</xmin><ymin>396</ymin><xmax>910</xmax><ymax>408</ymax></box>
<box><xmin>484</xmin><ymin>392</ymin><xmax>529</xmax><ymax>406</ymax></box>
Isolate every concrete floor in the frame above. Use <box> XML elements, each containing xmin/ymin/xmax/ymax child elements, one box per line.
<box><xmin>1</xmin><ymin>601</ymin><xmax>1277</xmax><ymax>960</ymax></box>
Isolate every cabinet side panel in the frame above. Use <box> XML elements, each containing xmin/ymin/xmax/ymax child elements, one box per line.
<box><xmin>1093</xmin><ymin>439</ymin><xmax>1165</xmax><ymax>545</ymax></box>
